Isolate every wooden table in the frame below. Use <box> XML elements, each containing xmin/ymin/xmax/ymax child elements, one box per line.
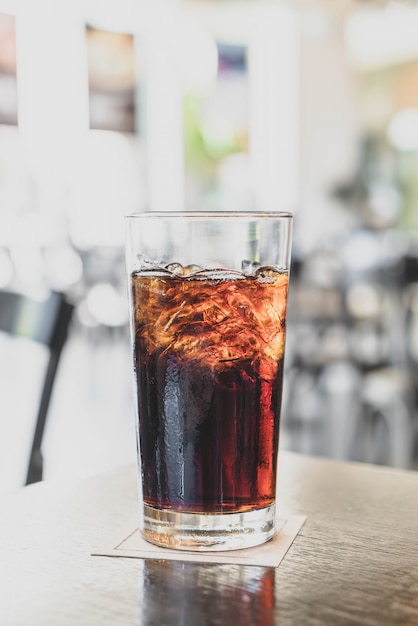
<box><xmin>2</xmin><ymin>452</ymin><xmax>418</xmax><ymax>625</ymax></box>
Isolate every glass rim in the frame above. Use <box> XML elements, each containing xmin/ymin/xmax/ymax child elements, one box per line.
<box><xmin>125</xmin><ymin>211</ymin><xmax>293</xmax><ymax>220</ymax></box>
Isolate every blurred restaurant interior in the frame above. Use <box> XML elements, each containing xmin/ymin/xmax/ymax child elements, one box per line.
<box><xmin>1</xmin><ymin>0</ymin><xmax>418</xmax><ymax>492</ymax></box>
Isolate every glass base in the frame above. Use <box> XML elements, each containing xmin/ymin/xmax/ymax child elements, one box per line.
<box><xmin>141</xmin><ymin>503</ymin><xmax>276</xmax><ymax>551</ymax></box>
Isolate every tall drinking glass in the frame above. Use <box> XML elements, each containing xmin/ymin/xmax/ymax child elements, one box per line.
<box><xmin>126</xmin><ymin>212</ymin><xmax>293</xmax><ymax>551</ymax></box>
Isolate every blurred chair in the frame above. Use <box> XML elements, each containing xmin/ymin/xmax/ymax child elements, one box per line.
<box><xmin>359</xmin><ymin>367</ymin><xmax>415</xmax><ymax>469</ymax></box>
<box><xmin>319</xmin><ymin>360</ymin><xmax>363</xmax><ymax>461</ymax></box>
<box><xmin>0</xmin><ymin>289</ymin><xmax>74</xmax><ymax>484</ymax></box>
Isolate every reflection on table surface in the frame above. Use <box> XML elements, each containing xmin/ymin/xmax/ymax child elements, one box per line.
<box><xmin>140</xmin><ymin>561</ymin><xmax>275</xmax><ymax>626</ymax></box>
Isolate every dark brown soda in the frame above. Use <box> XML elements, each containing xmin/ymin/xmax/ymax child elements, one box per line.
<box><xmin>131</xmin><ymin>267</ymin><xmax>289</xmax><ymax>514</ymax></box>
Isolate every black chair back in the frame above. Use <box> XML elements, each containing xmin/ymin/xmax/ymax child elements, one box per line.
<box><xmin>0</xmin><ymin>290</ymin><xmax>74</xmax><ymax>485</ymax></box>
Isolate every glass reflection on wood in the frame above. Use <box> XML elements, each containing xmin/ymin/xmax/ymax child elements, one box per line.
<box><xmin>139</xmin><ymin>561</ymin><xmax>275</xmax><ymax>626</ymax></box>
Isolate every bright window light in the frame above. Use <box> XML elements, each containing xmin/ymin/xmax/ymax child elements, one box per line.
<box><xmin>387</xmin><ymin>109</ymin><xmax>418</xmax><ymax>152</ymax></box>
<box><xmin>177</xmin><ymin>16</ymin><xmax>218</xmax><ymax>91</ymax></box>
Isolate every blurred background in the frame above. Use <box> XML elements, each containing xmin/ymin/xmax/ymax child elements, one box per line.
<box><xmin>1</xmin><ymin>0</ymin><xmax>418</xmax><ymax>492</ymax></box>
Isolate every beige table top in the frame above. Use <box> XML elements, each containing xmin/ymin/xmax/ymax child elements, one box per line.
<box><xmin>2</xmin><ymin>451</ymin><xmax>418</xmax><ymax>626</ymax></box>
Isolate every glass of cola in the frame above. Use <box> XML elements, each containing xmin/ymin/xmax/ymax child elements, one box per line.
<box><xmin>126</xmin><ymin>212</ymin><xmax>293</xmax><ymax>551</ymax></box>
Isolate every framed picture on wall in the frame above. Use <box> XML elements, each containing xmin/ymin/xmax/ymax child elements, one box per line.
<box><xmin>0</xmin><ymin>13</ymin><xmax>18</xmax><ymax>126</ymax></box>
<box><xmin>85</xmin><ymin>25</ymin><xmax>137</xmax><ymax>134</ymax></box>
